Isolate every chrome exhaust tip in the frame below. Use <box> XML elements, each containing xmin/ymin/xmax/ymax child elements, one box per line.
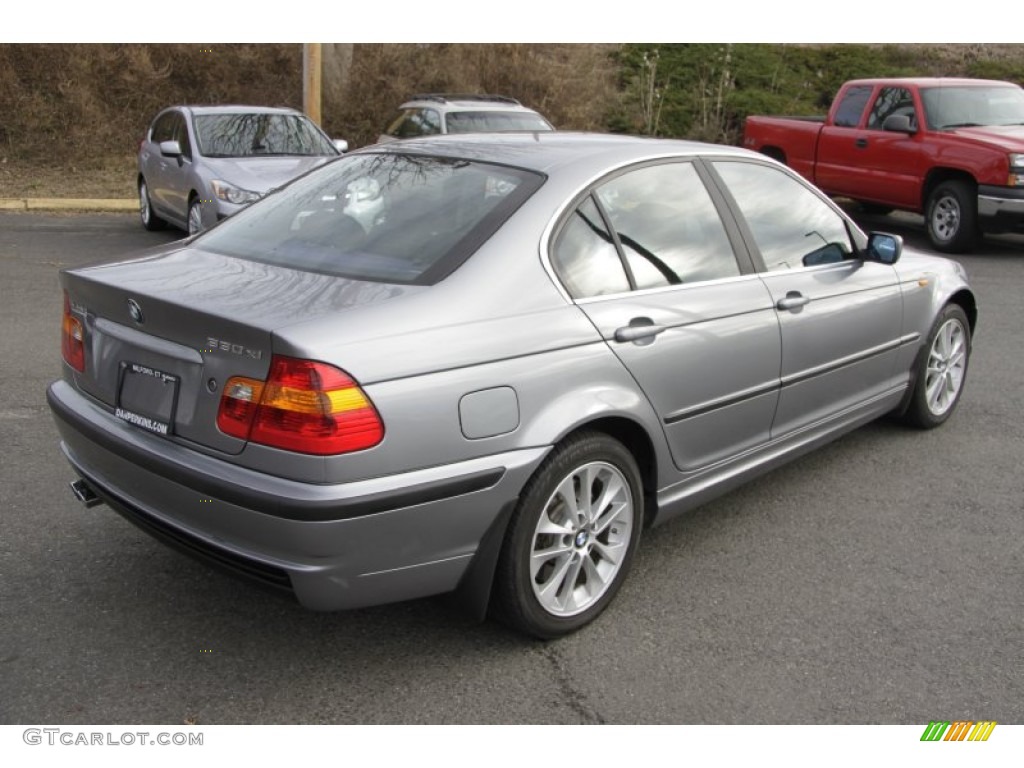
<box><xmin>70</xmin><ymin>479</ymin><xmax>103</xmax><ymax>508</ymax></box>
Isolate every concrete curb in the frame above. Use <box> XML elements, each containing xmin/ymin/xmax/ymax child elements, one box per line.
<box><xmin>0</xmin><ymin>198</ymin><xmax>136</xmax><ymax>212</ymax></box>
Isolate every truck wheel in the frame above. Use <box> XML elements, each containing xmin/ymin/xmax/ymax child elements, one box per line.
<box><xmin>926</xmin><ymin>180</ymin><xmax>977</xmax><ymax>253</ymax></box>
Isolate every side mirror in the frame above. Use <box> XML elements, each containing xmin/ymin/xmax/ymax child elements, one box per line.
<box><xmin>866</xmin><ymin>232</ymin><xmax>903</xmax><ymax>264</ymax></box>
<box><xmin>158</xmin><ymin>140</ymin><xmax>182</xmax><ymax>157</ymax></box>
<box><xmin>882</xmin><ymin>114</ymin><xmax>916</xmax><ymax>134</ymax></box>
<box><xmin>333</xmin><ymin>139</ymin><xmax>349</xmax><ymax>153</ymax></box>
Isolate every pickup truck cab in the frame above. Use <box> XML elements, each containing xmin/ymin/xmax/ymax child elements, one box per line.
<box><xmin>743</xmin><ymin>78</ymin><xmax>1024</xmax><ymax>252</ymax></box>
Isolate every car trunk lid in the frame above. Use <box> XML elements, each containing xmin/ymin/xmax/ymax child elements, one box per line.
<box><xmin>61</xmin><ymin>245</ymin><xmax>418</xmax><ymax>455</ymax></box>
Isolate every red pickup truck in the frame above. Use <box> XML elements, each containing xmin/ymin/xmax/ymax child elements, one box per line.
<box><xmin>743</xmin><ymin>77</ymin><xmax>1024</xmax><ymax>252</ymax></box>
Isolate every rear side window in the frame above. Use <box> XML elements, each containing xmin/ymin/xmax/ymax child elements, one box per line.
<box><xmin>833</xmin><ymin>85</ymin><xmax>873</xmax><ymax>127</ymax></box>
<box><xmin>595</xmin><ymin>163</ymin><xmax>739</xmax><ymax>288</ymax></box>
<box><xmin>197</xmin><ymin>153</ymin><xmax>544</xmax><ymax>285</ymax></box>
<box><xmin>552</xmin><ymin>161</ymin><xmax>740</xmax><ymax>299</ymax></box>
<box><xmin>386</xmin><ymin>109</ymin><xmax>441</xmax><ymax>138</ymax></box>
<box><xmin>446</xmin><ymin>111</ymin><xmax>553</xmax><ymax>134</ymax></box>
<box><xmin>551</xmin><ymin>197</ymin><xmax>631</xmax><ymax>298</ymax></box>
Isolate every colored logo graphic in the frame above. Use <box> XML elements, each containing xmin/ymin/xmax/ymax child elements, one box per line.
<box><xmin>920</xmin><ymin>720</ymin><xmax>997</xmax><ymax>742</ymax></box>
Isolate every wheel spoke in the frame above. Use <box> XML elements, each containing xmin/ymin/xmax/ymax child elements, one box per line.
<box><xmin>925</xmin><ymin>374</ymin><xmax>945</xmax><ymax>409</ymax></box>
<box><xmin>559</xmin><ymin>556</ymin><xmax>585</xmax><ymax>611</ymax></box>
<box><xmin>535</xmin><ymin>514</ymin><xmax>573</xmax><ymax>537</ymax></box>
<box><xmin>535</xmin><ymin>553</ymin><xmax>574</xmax><ymax>607</ymax></box>
<box><xmin>531</xmin><ymin>541</ymin><xmax>573</xmax><ymax>565</ymax></box>
<box><xmin>581</xmin><ymin>556</ymin><xmax>608</xmax><ymax>592</ymax></box>
<box><xmin>592</xmin><ymin>472</ymin><xmax>626</xmax><ymax>530</ymax></box>
<box><xmin>553</xmin><ymin>475</ymin><xmax>580</xmax><ymax>521</ymax></box>
<box><xmin>594</xmin><ymin>499</ymin><xmax>628</xmax><ymax>537</ymax></box>
<box><xmin>592</xmin><ymin>537</ymin><xmax>625</xmax><ymax>567</ymax></box>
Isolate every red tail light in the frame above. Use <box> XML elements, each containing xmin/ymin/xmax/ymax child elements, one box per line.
<box><xmin>61</xmin><ymin>291</ymin><xmax>85</xmax><ymax>372</ymax></box>
<box><xmin>217</xmin><ymin>356</ymin><xmax>384</xmax><ymax>455</ymax></box>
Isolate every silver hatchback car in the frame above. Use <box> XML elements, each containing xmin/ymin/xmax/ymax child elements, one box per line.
<box><xmin>138</xmin><ymin>105</ymin><xmax>344</xmax><ymax>235</ymax></box>
<box><xmin>51</xmin><ymin>133</ymin><xmax>975</xmax><ymax>638</ymax></box>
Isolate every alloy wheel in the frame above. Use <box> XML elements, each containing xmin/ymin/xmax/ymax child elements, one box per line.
<box><xmin>925</xmin><ymin>317</ymin><xmax>967</xmax><ymax>416</ymax></box>
<box><xmin>529</xmin><ymin>461</ymin><xmax>634</xmax><ymax>617</ymax></box>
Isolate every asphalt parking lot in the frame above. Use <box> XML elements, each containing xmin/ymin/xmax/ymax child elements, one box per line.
<box><xmin>0</xmin><ymin>210</ymin><xmax>1021</xmax><ymax>725</ymax></box>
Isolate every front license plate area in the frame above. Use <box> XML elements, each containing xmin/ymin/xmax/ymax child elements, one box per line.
<box><xmin>115</xmin><ymin>362</ymin><xmax>179</xmax><ymax>436</ymax></box>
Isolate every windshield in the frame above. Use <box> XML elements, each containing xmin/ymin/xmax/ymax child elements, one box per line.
<box><xmin>446</xmin><ymin>111</ymin><xmax>554</xmax><ymax>134</ymax></box>
<box><xmin>195</xmin><ymin>113</ymin><xmax>337</xmax><ymax>157</ymax></box>
<box><xmin>921</xmin><ymin>85</ymin><xmax>1024</xmax><ymax>129</ymax></box>
<box><xmin>196</xmin><ymin>153</ymin><xmax>544</xmax><ymax>285</ymax></box>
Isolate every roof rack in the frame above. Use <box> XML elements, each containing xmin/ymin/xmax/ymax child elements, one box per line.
<box><xmin>408</xmin><ymin>93</ymin><xmax>522</xmax><ymax>106</ymax></box>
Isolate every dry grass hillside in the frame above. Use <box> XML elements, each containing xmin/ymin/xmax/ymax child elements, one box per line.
<box><xmin>0</xmin><ymin>43</ymin><xmax>618</xmax><ymax>198</ymax></box>
<box><xmin>0</xmin><ymin>43</ymin><xmax>1020</xmax><ymax>199</ymax></box>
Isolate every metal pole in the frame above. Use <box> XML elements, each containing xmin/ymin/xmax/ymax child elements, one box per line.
<box><xmin>303</xmin><ymin>43</ymin><xmax>322</xmax><ymax>126</ymax></box>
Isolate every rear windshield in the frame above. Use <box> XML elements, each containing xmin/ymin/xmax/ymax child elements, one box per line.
<box><xmin>196</xmin><ymin>153</ymin><xmax>545</xmax><ymax>285</ymax></box>
<box><xmin>195</xmin><ymin>113</ymin><xmax>337</xmax><ymax>157</ymax></box>
<box><xmin>446</xmin><ymin>111</ymin><xmax>554</xmax><ymax>134</ymax></box>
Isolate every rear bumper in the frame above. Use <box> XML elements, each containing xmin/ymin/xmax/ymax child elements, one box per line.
<box><xmin>48</xmin><ymin>379</ymin><xmax>546</xmax><ymax>610</ymax></box>
<box><xmin>977</xmin><ymin>185</ymin><xmax>1024</xmax><ymax>234</ymax></box>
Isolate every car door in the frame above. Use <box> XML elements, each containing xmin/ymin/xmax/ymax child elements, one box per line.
<box><xmin>549</xmin><ymin>161</ymin><xmax>782</xmax><ymax>472</ymax></box>
<box><xmin>708</xmin><ymin>159</ymin><xmax>905</xmax><ymax>438</ymax></box>
<box><xmin>847</xmin><ymin>86</ymin><xmax>927</xmax><ymax>209</ymax></box>
<box><xmin>814</xmin><ymin>83</ymin><xmax>875</xmax><ymax>197</ymax></box>
<box><xmin>144</xmin><ymin>109</ymin><xmax>194</xmax><ymax>223</ymax></box>
<box><xmin>140</xmin><ymin>110</ymin><xmax>178</xmax><ymax>218</ymax></box>
<box><xmin>818</xmin><ymin>86</ymin><xmax>926</xmax><ymax>208</ymax></box>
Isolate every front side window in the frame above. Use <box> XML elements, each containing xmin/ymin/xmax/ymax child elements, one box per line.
<box><xmin>197</xmin><ymin>153</ymin><xmax>543</xmax><ymax>285</ymax></box>
<box><xmin>173</xmin><ymin>114</ymin><xmax>192</xmax><ymax>159</ymax></box>
<box><xmin>867</xmin><ymin>87</ymin><xmax>917</xmax><ymax>130</ymax></box>
<box><xmin>150</xmin><ymin>112</ymin><xmax>177</xmax><ymax>143</ymax></box>
<box><xmin>713</xmin><ymin>161</ymin><xmax>856</xmax><ymax>271</ymax></box>
<box><xmin>194</xmin><ymin>113</ymin><xmax>336</xmax><ymax>157</ymax></box>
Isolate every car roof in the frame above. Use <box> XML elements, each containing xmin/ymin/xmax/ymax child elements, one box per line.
<box><xmin>843</xmin><ymin>77</ymin><xmax>1020</xmax><ymax>89</ymax></box>
<box><xmin>173</xmin><ymin>105</ymin><xmax>306</xmax><ymax>116</ymax></box>
<box><xmin>398</xmin><ymin>95</ymin><xmax>540</xmax><ymax>113</ymax></box>
<box><xmin>356</xmin><ymin>131</ymin><xmax>755</xmax><ymax>177</ymax></box>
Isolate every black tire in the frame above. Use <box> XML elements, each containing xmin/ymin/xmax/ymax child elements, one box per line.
<box><xmin>491</xmin><ymin>432</ymin><xmax>643</xmax><ymax>639</ymax></box>
<box><xmin>925</xmin><ymin>180</ymin><xmax>977</xmax><ymax>253</ymax></box>
<box><xmin>902</xmin><ymin>304</ymin><xmax>971</xmax><ymax>429</ymax></box>
<box><xmin>139</xmin><ymin>179</ymin><xmax>167</xmax><ymax>231</ymax></box>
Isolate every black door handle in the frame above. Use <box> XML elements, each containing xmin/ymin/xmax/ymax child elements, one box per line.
<box><xmin>855</xmin><ymin>137</ymin><xmax>869</xmax><ymax>149</ymax></box>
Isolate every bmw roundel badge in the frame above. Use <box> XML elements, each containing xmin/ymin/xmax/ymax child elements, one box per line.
<box><xmin>127</xmin><ymin>299</ymin><xmax>144</xmax><ymax>324</ymax></box>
